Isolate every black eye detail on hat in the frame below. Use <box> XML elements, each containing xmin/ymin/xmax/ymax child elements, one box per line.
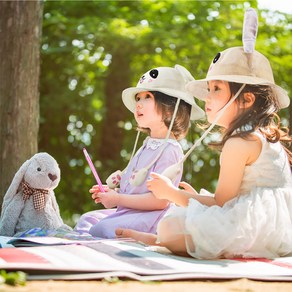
<box><xmin>213</xmin><ymin>52</ymin><xmax>221</xmax><ymax>63</ymax></box>
<box><xmin>149</xmin><ymin>69</ymin><xmax>159</xmax><ymax>78</ymax></box>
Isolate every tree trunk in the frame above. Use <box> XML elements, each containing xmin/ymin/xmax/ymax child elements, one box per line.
<box><xmin>98</xmin><ymin>50</ymin><xmax>131</xmax><ymax>169</ymax></box>
<box><xmin>0</xmin><ymin>0</ymin><xmax>43</xmax><ymax>203</ymax></box>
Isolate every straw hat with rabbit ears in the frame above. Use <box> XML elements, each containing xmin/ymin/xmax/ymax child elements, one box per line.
<box><xmin>160</xmin><ymin>8</ymin><xmax>290</xmax><ymax>183</ymax></box>
<box><xmin>186</xmin><ymin>8</ymin><xmax>290</xmax><ymax>109</ymax></box>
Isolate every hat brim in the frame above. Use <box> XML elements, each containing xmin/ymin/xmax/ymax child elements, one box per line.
<box><xmin>122</xmin><ymin>87</ymin><xmax>205</xmax><ymax>120</ymax></box>
<box><xmin>186</xmin><ymin>75</ymin><xmax>290</xmax><ymax>109</ymax></box>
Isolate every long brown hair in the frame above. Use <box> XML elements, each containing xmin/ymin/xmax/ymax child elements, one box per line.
<box><xmin>210</xmin><ymin>82</ymin><xmax>292</xmax><ymax>166</ymax></box>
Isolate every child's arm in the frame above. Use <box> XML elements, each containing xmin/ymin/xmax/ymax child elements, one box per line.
<box><xmin>147</xmin><ymin>136</ymin><xmax>261</xmax><ymax>207</ymax></box>
<box><xmin>90</xmin><ymin>143</ymin><xmax>185</xmax><ymax>210</ymax></box>
<box><xmin>100</xmin><ymin>189</ymin><xmax>168</xmax><ymax>210</ymax></box>
<box><xmin>147</xmin><ymin>172</ymin><xmax>215</xmax><ymax>207</ymax></box>
<box><xmin>214</xmin><ymin>135</ymin><xmax>261</xmax><ymax>206</ymax></box>
<box><xmin>91</xmin><ymin>187</ymin><xmax>169</xmax><ymax>210</ymax></box>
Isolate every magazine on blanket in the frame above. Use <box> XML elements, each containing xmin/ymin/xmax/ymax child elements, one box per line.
<box><xmin>0</xmin><ymin>228</ymin><xmax>102</xmax><ymax>247</ymax></box>
<box><xmin>0</xmin><ymin>235</ymin><xmax>97</xmax><ymax>248</ymax></box>
<box><xmin>0</xmin><ymin>228</ymin><xmax>112</xmax><ymax>248</ymax></box>
<box><xmin>0</xmin><ymin>239</ymin><xmax>292</xmax><ymax>281</ymax></box>
<box><xmin>0</xmin><ymin>235</ymin><xmax>134</xmax><ymax>248</ymax></box>
<box><xmin>5</xmin><ymin>236</ymin><xmax>115</xmax><ymax>247</ymax></box>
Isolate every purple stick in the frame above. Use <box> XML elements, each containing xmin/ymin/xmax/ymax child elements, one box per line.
<box><xmin>83</xmin><ymin>148</ymin><xmax>105</xmax><ymax>192</ymax></box>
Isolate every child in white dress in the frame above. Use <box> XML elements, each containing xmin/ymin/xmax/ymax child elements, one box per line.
<box><xmin>116</xmin><ymin>11</ymin><xmax>292</xmax><ymax>259</ymax></box>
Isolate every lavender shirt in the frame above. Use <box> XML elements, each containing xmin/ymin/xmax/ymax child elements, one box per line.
<box><xmin>76</xmin><ymin>137</ymin><xmax>184</xmax><ymax>238</ymax></box>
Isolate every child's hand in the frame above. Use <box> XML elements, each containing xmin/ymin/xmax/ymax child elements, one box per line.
<box><xmin>89</xmin><ymin>184</ymin><xmax>109</xmax><ymax>193</ymax></box>
<box><xmin>179</xmin><ymin>181</ymin><xmax>196</xmax><ymax>194</ymax></box>
<box><xmin>93</xmin><ymin>189</ymin><xmax>120</xmax><ymax>209</ymax></box>
<box><xmin>89</xmin><ymin>184</ymin><xmax>109</xmax><ymax>204</ymax></box>
<box><xmin>90</xmin><ymin>184</ymin><xmax>119</xmax><ymax>208</ymax></box>
<box><xmin>147</xmin><ymin>172</ymin><xmax>174</xmax><ymax>200</ymax></box>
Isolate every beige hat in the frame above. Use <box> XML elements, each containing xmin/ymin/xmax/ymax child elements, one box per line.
<box><xmin>186</xmin><ymin>46</ymin><xmax>290</xmax><ymax>109</ymax></box>
<box><xmin>122</xmin><ymin>65</ymin><xmax>205</xmax><ymax>120</ymax></box>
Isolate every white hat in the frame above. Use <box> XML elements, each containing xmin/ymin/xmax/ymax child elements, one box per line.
<box><xmin>122</xmin><ymin>65</ymin><xmax>205</xmax><ymax>120</ymax></box>
<box><xmin>186</xmin><ymin>46</ymin><xmax>290</xmax><ymax>109</ymax></box>
<box><xmin>106</xmin><ymin>65</ymin><xmax>205</xmax><ymax>188</ymax></box>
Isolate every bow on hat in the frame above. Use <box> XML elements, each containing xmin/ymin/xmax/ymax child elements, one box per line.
<box><xmin>21</xmin><ymin>181</ymin><xmax>48</xmax><ymax>211</ymax></box>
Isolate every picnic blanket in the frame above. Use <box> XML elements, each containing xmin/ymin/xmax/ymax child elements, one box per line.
<box><xmin>0</xmin><ymin>230</ymin><xmax>292</xmax><ymax>281</ymax></box>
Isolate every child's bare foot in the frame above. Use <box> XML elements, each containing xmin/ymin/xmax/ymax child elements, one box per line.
<box><xmin>115</xmin><ymin>228</ymin><xmax>158</xmax><ymax>246</ymax></box>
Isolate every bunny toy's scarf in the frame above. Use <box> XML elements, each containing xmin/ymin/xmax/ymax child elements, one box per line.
<box><xmin>21</xmin><ymin>181</ymin><xmax>49</xmax><ymax>211</ymax></box>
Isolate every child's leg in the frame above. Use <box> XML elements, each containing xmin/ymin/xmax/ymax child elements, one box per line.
<box><xmin>74</xmin><ymin>209</ymin><xmax>114</xmax><ymax>234</ymax></box>
<box><xmin>116</xmin><ymin>214</ymin><xmax>191</xmax><ymax>256</ymax></box>
<box><xmin>115</xmin><ymin>228</ymin><xmax>158</xmax><ymax>245</ymax></box>
<box><xmin>156</xmin><ymin>215</ymin><xmax>189</xmax><ymax>256</ymax></box>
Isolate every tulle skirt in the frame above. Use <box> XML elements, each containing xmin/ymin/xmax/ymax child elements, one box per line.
<box><xmin>157</xmin><ymin>187</ymin><xmax>292</xmax><ymax>259</ymax></box>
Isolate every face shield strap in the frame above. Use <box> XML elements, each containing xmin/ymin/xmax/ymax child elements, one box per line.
<box><xmin>106</xmin><ymin>130</ymin><xmax>141</xmax><ymax>189</ymax></box>
<box><xmin>129</xmin><ymin>97</ymin><xmax>181</xmax><ymax>186</ymax></box>
<box><xmin>162</xmin><ymin>83</ymin><xmax>246</xmax><ymax>181</ymax></box>
<box><xmin>129</xmin><ymin>130</ymin><xmax>141</xmax><ymax>161</ymax></box>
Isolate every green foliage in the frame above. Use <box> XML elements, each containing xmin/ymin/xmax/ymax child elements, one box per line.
<box><xmin>0</xmin><ymin>270</ymin><xmax>26</xmax><ymax>286</ymax></box>
<box><xmin>40</xmin><ymin>0</ymin><xmax>291</xmax><ymax>225</ymax></box>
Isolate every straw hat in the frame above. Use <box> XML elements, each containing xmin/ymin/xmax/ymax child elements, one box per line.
<box><xmin>186</xmin><ymin>46</ymin><xmax>290</xmax><ymax>109</ymax></box>
<box><xmin>122</xmin><ymin>65</ymin><xmax>205</xmax><ymax>120</ymax></box>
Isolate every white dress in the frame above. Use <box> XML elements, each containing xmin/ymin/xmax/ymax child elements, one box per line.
<box><xmin>160</xmin><ymin>132</ymin><xmax>292</xmax><ymax>259</ymax></box>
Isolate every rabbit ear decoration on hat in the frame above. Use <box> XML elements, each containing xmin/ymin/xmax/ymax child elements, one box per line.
<box><xmin>175</xmin><ymin>64</ymin><xmax>196</xmax><ymax>83</ymax></box>
<box><xmin>242</xmin><ymin>8</ymin><xmax>258</xmax><ymax>54</ymax></box>
<box><xmin>242</xmin><ymin>7</ymin><xmax>258</xmax><ymax>72</ymax></box>
<box><xmin>1</xmin><ymin>158</ymin><xmax>31</xmax><ymax>214</ymax></box>
<box><xmin>162</xmin><ymin>8</ymin><xmax>259</xmax><ymax>182</ymax></box>
<box><xmin>162</xmin><ymin>8</ymin><xmax>290</xmax><ymax>182</ymax></box>
<box><xmin>186</xmin><ymin>7</ymin><xmax>289</xmax><ymax>108</ymax></box>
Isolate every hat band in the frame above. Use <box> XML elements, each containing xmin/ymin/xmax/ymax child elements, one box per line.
<box><xmin>183</xmin><ymin>83</ymin><xmax>246</xmax><ymax>162</ymax></box>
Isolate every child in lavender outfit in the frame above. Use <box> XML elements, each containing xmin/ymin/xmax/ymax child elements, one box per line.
<box><xmin>74</xmin><ymin>65</ymin><xmax>204</xmax><ymax>238</ymax></box>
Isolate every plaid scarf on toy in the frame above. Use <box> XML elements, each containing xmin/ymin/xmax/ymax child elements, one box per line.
<box><xmin>21</xmin><ymin>181</ymin><xmax>49</xmax><ymax>211</ymax></box>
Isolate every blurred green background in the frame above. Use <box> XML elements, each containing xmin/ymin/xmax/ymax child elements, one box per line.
<box><xmin>39</xmin><ymin>0</ymin><xmax>292</xmax><ymax>226</ymax></box>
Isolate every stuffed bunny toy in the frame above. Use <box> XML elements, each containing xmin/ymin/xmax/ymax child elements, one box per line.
<box><xmin>0</xmin><ymin>152</ymin><xmax>72</xmax><ymax>236</ymax></box>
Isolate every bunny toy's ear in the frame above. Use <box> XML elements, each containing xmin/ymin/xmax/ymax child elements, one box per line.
<box><xmin>1</xmin><ymin>157</ymin><xmax>31</xmax><ymax>213</ymax></box>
